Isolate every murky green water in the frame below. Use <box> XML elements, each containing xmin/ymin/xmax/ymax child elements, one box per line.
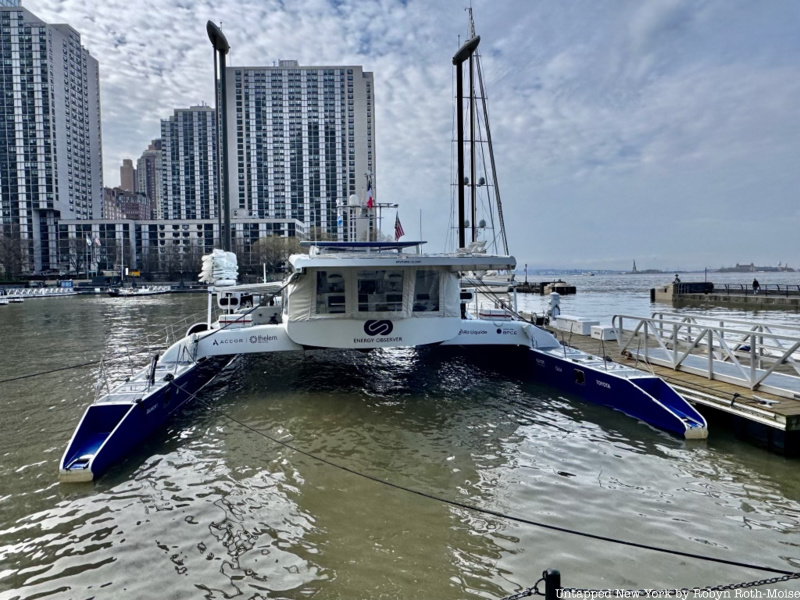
<box><xmin>1</xmin><ymin>288</ymin><xmax>799</xmax><ymax>599</ymax></box>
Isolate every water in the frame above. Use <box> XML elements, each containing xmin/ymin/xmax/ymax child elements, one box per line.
<box><xmin>1</xmin><ymin>281</ymin><xmax>799</xmax><ymax>599</ymax></box>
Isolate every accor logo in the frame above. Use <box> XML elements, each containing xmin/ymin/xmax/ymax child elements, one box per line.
<box><xmin>364</xmin><ymin>320</ymin><xmax>393</xmax><ymax>336</ymax></box>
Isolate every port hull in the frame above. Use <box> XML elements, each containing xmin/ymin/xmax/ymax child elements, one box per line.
<box><xmin>59</xmin><ymin>356</ymin><xmax>230</xmax><ymax>482</ymax></box>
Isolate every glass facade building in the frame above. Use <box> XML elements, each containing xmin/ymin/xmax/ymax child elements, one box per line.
<box><xmin>0</xmin><ymin>4</ymin><xmax>102</xmax><ymax>272</ymax></box>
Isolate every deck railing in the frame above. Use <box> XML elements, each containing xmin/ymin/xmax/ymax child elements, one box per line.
<box><xmin>612</xmin><ymin>313</ymin><xmax>800</xmax><ymax>396</ymax></box>
<box><xmin>712</xmin><ymin>283</ymin><xmax>800</xmax><ymax>296</ymax></box>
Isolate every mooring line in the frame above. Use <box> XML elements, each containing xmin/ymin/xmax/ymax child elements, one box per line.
<box><xmin>0</xmin><ymin>360</ymin><xmax>99</xmax><ymax>385</ymax></box>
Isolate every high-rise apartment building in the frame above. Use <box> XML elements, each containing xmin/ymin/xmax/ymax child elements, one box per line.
<box><xmin>160</xmin><ymin>105</ymin><xmax>217</xmax><ymax>221</ymax></box>
<box><xmin>0</xmin><ymin>2</ymin><xmax>102</xmax><ymax>272</ymax></box>
<box><xmin>225</xmin><ymin>61</ymin><xmax>375</xmax><ymax>237</ymax></box>
<box><xmin>136</xmin><ymin>138</ymin><xmax>161</xmax><ymax>216</ymax></box>
<box><xmin>119</xmin><ymin>158</ymin><xmax>136</xmax><ymax>192</ymax></box>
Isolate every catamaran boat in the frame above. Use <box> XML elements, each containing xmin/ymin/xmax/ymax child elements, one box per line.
<box><xmin>59</xmin><ymin>235</ymin><xmax>707</xmax><ymax>482</ymax></box>
<box><xmin>58</xmin><ymin>26</ymin><xmax>706</xmax><ymax>484</ymax></box>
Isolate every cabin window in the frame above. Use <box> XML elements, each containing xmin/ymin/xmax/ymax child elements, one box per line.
<box><xmin>357</xmin><ymin>269</ymin><xmax>404</xmax><ymax>312</ymax></box>
<box><xmin>316</xmin><ymin>271</ymin><xmax>346</xmax><ymax>314</ymax></box>
<box><xmin>413</xmin><ymin>270</ymin><xmax>440</xmax><ymax>312</ymax></box>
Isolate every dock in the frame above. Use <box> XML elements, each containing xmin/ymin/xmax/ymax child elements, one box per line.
<box><xmin>532</xmin><ymin>316</ymin><xmax>800</xmax><ymax>456</ymax></box>
<box><xmin>652</xmin><ymin>282</ymin><xmax>800</xmax><ymax>310</ymax></box>
<box><xmin>515</xmin><ymin>280</ymin><xmax>576</xmax><ymax>294</ymax></box>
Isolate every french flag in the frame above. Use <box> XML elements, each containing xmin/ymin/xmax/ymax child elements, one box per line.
<box><xmin>366</xmin><ymin>182</ymin><xmax>374</xmax><ymax>208</ymax></box>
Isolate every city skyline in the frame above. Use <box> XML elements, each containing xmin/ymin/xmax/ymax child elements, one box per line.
<box><xmin>15</xmin><ymin>0</ymin><xmax>800</xmax><ymax>271</ymax></box>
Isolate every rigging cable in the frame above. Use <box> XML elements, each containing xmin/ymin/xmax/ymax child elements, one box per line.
<box><xmin>170</xmin><ymin>379</ymin><xmax>797</xmax><ymax>578</ymax></box>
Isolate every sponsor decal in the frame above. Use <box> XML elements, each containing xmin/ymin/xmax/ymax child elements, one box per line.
<box><xmin>496</xmin><ymin>328</ymin><xmax>518</xmax><ymax>336</ymax></box>
<box><xmin>249</xmin><ymin>335</ymin><xmax>278</xmax><ymax>344</ymax></box>
<box><xmin>353</xmin><ymin>336</ymin><xmax>404</xmax><ymax>344</ymax></box>
<box><xmin>364</xmin><ymin>320</ymin><xmax>394</xmax><ymax>336</ymax></box>
<box><xmin>146</xmin><ymin>404</ymin><xmax>157</xmax><ymax>415</ymax></box>
<box><xmin>536</xmin><ymin>358</ymin><xmax>546</xmax><ymax>366</ymax></box>
<box><xmin>597</xmin><ymin>380</ymin><xmax>611</xmax><ymax>389</ymax></box>
<box><xmin>555</xmin><ymin>365</ymin><xmax>563</xmax><ymax>372</ymax></box>
<box><xmin>212</xmin><ymin>338</ymin><xmax>244</xmax><ymax>346</ymax></box>
<box><xmin>395</xmin><ymin>259</ymin><xmax>421</xmax><ymax>264</ymax></box>
<box><xmin>459</xmin><ymin>329</ymin><xmax>488</xmax><ymax>335</ymax></box>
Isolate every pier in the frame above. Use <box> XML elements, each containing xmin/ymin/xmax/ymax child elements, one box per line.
<box><xmin>652</xmin><ymin>282</ymin><xmax>800</xmax><ymax>310</ymax></box>
<box><xmin>536</xmin><ymin>314</ymin><xmax>800</xmax><ymax>456</ymax></box>
<box><xmin>514</xmin><ymin>280</ymin><xmax>576</xmax><ymax>294</ymax></box>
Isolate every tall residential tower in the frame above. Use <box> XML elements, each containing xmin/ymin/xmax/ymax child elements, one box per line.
<box><xmin>160</xmin><ymin>105</ymin><xmax>217</xmax><ymax>221</ymax></box>
<box><xmin>0</xmin><ymin>2</ymin><xmax>102</xmax><ymax>272</ymax></box>
<box><xmin>225</xmin><ymin>61</ymin><xmax>375</xmax><ymax>236</ymax></box>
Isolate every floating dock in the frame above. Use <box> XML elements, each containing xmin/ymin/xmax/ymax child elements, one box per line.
<box><xmin>536</xmin><ymin>316</ymin><xmax>800</xmax><ymax>456</ymax></box>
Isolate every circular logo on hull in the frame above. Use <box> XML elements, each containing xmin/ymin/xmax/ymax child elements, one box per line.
<box><xmin>364</xmin><ymin>320</ymin><xmax>394</xmax><ymax>336</ymax></box>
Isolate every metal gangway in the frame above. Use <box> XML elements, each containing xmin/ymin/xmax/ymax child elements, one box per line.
<box><xmin>611</xmin><ymin>312</ymin><xmax>800</xmax><ymax>400</ymax></box>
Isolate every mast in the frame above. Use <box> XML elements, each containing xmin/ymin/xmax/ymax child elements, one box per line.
<box><xmin>452</xmin><ymin>35</ymin><xmax>480</xmax><ymax>250</ymax></box>
<box><xmin>469</xmin><ymin>9</ymin><xmax>509</xmax><ymax>255</ymax></box>
<box><xmin>469</xmin><ymin>52</ymin><xmax>476</xmax><ymax>243</ymax></box>
<box><xmin>207</xmin><ymin>21</ymin><xmax>231</xmax><ymax>252</ymax></box>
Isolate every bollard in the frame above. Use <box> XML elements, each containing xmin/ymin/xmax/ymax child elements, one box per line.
<box><xmin>545</xmin><ymin>569</ymin><xmax>561</xmax><ymax>600</ymax></box>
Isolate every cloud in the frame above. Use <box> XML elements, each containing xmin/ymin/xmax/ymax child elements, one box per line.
<box><xmin>25</xmin><ymin>0</ymin><xmax>800</xmax><ymax>269</ymax></box>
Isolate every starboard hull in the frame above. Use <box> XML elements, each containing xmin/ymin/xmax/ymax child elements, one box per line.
<box><xmin>529</xmin><ymin>348</ymin><xmax>707</xmax><ymax>439</ymax></box>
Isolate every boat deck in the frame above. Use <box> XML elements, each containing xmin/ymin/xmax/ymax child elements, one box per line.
<box><xmin>97</xmin><ymin>362</ymin><xmax>193</xmax><ymax>404</ymax></box>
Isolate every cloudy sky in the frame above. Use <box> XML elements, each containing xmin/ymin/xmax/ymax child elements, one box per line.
<box><xmin>29</xmin><ymin>0</ymin><xmax>800</xmax><ymax>270</ymax></box>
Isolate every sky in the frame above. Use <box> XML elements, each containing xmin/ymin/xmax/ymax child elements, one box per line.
<box><xmin>27</xmin><ymin>0</ymin><xmax>800</xmax><ymax>271</ymax></box>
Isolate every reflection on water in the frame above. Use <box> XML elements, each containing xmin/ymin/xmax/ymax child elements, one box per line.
<box><xmin>1</xmin><ymin>293</ymin><xmax>799</xmax><ymax>599</ymax></box>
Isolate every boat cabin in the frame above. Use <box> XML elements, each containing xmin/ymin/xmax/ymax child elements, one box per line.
<box><xmin>281</xmin><ymin>241</ymin><xmax>515</xmax><ymax>349</ymax></box>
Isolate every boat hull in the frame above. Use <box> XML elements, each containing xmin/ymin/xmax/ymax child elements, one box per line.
<box><xmin>59</xmin><ymin>356</ymin><xmax>230</xmax><ymax>482</ymax></box>
<box><xmin>529</xmin><ymin>348</ymin><xmax>707</xmax><ymax>439</ymax></box>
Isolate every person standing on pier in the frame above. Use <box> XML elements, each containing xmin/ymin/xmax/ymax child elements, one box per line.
<box><xmin>673</xmin><ymin>274</ymin><xmax>681</xmax><ymax>283</ymax></box>
<box><xmin>753</xmin><ymin>278</ymin><xmax>760</xmax><ymax>294</ymax></box>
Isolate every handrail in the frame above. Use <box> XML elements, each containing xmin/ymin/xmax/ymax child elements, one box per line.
<box><xmin>650</xmin><ymin>311</ymin><xmax>800</xmax><ymax>334</ymax></box>
<box><xmin>712</xmin><ymin>283</ymin><xmax>800</xmax><ymax>297</ymax></box>
<box><xmin>612</xmin><ymin>314</ymin><xmax>800</xmax><ymax>396</ymax></box>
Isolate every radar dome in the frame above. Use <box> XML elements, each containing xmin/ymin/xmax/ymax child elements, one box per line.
<box><xmin>348</xmin><ymin>194</ymin><xmax>361</xmax><ymax>206</ymax></box>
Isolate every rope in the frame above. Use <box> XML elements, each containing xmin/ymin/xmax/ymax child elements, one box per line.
<box><xmin>0</xmin><ymin>360</ymin><xmax>99</xmax><ymax>385</ymax></box>
<box><xmin>169</xmin><ymin>380</ymin><xmax>795</xmax><ymax>578</ymax></box>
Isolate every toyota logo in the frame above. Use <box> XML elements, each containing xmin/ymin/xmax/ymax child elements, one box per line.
<box><xmin>364</xmin><ymin>320</ymin><xmax>393</xmax><ymax>336</ymax></box>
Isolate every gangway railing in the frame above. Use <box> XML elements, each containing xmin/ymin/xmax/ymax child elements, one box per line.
<box><xmin>612</xmin><ymin>313</ymin><xmax>800</xmax><ymax>399</ymax></box>
<box><xmin>650</xmin><ymin>312</ymin><xmax>800</xmax><ymax>367</ymax></box>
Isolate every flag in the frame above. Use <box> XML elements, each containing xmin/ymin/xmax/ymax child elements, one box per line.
<box><xmin>86</xmin><ymin>235</ymin><xmax>92</xmax><ymax>247</ymax></box>
<box><xmin>366</xmin><ymin>182</ymin><xmax>374</xmax><ymax>208</ymax></box>
<box><xmin>394</xmin><ymin>214</ymin><xmax>405</xmax><ymax>241</ymax></box>
<box><xmin>336</xmin><ymin>213</ymin><xmax>343</xmax><ymax>228</ymax></box>
<box><xmin>94</xmin><ymin>237</ymin><xmax>101</xmax><ymax>246</ymax></box>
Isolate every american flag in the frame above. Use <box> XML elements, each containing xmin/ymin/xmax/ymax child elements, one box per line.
<box><xmin>394</xmin><ymin>214</ymin><xmax>405</xmax><ymax>241</ymax></box>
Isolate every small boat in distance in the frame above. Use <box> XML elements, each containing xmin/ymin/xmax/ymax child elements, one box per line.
<box><xmin>107</xmin><ymin>286</ymin><xmax>171</xmax><ymax>297</ymax></box>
